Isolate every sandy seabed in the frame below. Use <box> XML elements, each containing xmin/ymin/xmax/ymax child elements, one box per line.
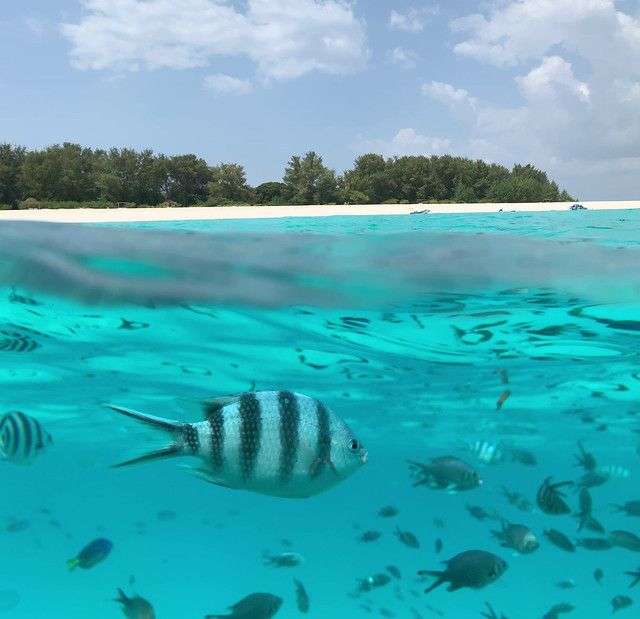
<box><xmin>0</xmin><ymin>200</ymin><xmax>638</xmax><ymax>223</ymax></box>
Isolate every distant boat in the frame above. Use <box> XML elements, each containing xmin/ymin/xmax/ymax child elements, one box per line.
<box><xmin>410</xmin><ymin>208</ymin><xmax>430</xmax><ymax>215</ymax></box>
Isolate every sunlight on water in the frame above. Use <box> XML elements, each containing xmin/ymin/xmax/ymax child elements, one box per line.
<box><xmin>1</xmin><ymin>209</ymin><xmax>639</xmax><ymax>618</ymax></box>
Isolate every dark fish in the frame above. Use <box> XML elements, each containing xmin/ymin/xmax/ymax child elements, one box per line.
<box><xmin>113</xmin><ymin>589</ymin><xmax>155</xmax><ymax>619</ymax></box>
<box><xmin>609</xmin><ymin>530</ymin><xmax>640</xmax><ymax>552</ymax></box>
<box><xmin>543</xmin><ymin>602</ymin><xmax>575</xmax><ymax>618</ymax></box>
<box><xmin>594</xmin><ymin>568</ymin><xmax>604</xmax><ymax>584</ymax></box>
<box><xmin>357</xmin><ymin>573</ymin><xmax>392</xmax><ymax>593</ymax></box>
<box><xmin>5</xmin><ymin>519</ymin><xmax>30</xmax><ymax>533</ymax></box>
<box><xmin>379</xmin><ymin>609</ymin><xmax>395</xmax><ymax>618</ymax></box>
<box><xmin>293</xmin><ymin>579</ymin><xmax>309</xmax><ymax>613</ymax></box>
<box><xmin>574</xmin><ymin>441</ymin><xmax>597</xmax><ymax>470</ymax></box>
<box><xmin>395</xmin><ymin>527</ymin><xmax>420</xmax><ymax>548</ymax></box>
<box><xmin>433</xmin><ymin>517</ymin><xmax>445</xmax><ymax>528</ymax></box>
<box><xmin>109</xmin><ymin>391</ymin><xmax>367</xmax><ymax>498</ymax></box>
<box><xmin>576</xmin><ymin>537</ymin><xmax>613</xmax><ymax>551</ymax></box>
<box><xmin>408</xmin><ymin>457</ymin><xmax>482</xmax><ymax>492</ymax></box>
<box><xmin>509</xmin><ymin>448</ymin><xmax>537</xmax><ymax>466</ymax></box>
<box><xmin>574</xmin><ymin>488</ymin><xmax>592</xmax><ymax>533</ymax></box>
<box><xmin>67</xmin><ymin>538</ymin><xmax>113</xmax><ymax>571</ymax></box>
<box><xmin>584</xmin><ymin>516</ymin><xmax>605</xmax><ymax>534</ymax></box>
<box><xmin>578</xmin><ymin>469</ymin><xmax>609</xmax><ymax>488</ymax></box>
<box><xmin>378</xmin><ymin>505</ymin><xmax>399</xmax><ymax>518</ymax></box>
<box><xmin>544</xmin><ymin>529</ymin><xmax>576</xmax><ymax>552</ymax></box>
<box><xmin>358</xmin><ymin>530</ymin><xmax>382</xmax><ymax>543</ymax></box>
<box><xmin>418</xmin><ymin>550</ymin><xmax>508</xmax><ymax>593</ymax></box>
<box><xmin>624</xmin><ymin>567</ymin><xmax>640</xmax><ymax>588</ymax></box>
<box><xmin>0</xmin><ymin>411</ymin><xmax>52</xmax><ymax>465</ymax></box>
<box><xmin>611</xmin><ymin>501</ymin><xmax>640</xmax><ymax>516</ymax></box>
<box><xmin>435</xmin><ymin>538</ymin><xmax>443</xmax><ymax>554</ymax></box>
<box><xmin>490</xmin><ymin>520</ymin><xmax>539</xmax><ymax>554</ymax></box>
<box><xmin>480</xmin><ymin>602</ymin><xmax>508</xmax><ymax>619</ymax></box>
<box><xmin>612</xmin><ymin>595</ymin><xmax>633</xmax><ymax>613</ymax></box>
<box><xmin>466</xmin><ymin>504</ymin><xmax>491</xmax><ymax>521</ymax></box>
<box><xmin>537</xmin><ymin>477</ymin><xmax>572</xmax><ymax>515</ymax></box>
<box><xmin>0</xmin><ymin>331</ymin><xmax>39</xmax><ymax>352</ymax></box>
<box><xmin>500</xmin><ymin>487</ymin><xmax>533</xmax><ymax>512</ymax></box>
<box><xmin>555</xmin><ymin>579</ymin><xmax>576</xmax><ymax>589</ymax></box>
<box><xmin>263</xmin><ymin>551</ymin><xmax>303</xmax><ymax>567</ymax></box>
<box><xmin>386</xmin><ymin>565</ymin><xmax>401</xmax><ymax>579</ymax></box>
<box><xmin>118</xmin><ymin>319</ymin><xmax>149</xmax><ymax>330</ymax></box>
<box><xmin>156</xmin><ymin>509</ymin><xmax>176</xmax><ymax>521</ymax></box>
<box><xmin>205</xmin><ymin>593</ymin><xmax>283</xmax><ymax>619</ymax></box>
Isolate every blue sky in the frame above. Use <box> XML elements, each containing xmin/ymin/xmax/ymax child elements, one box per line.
<box><xmin>2</xmin><ymin>0</ymin><xmax>640</xmax><ymax>200</ymax></box>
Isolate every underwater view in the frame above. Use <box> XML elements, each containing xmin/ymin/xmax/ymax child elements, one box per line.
<box><xmin>2</xmin><ymin>209</ymin><xmax>640</xmax><ymax>619</ymax></box>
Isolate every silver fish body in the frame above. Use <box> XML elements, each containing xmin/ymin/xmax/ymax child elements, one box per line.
<box><xmin>109</xmin><ymin>391</ymin><xmax>367</xmax><ymax>498</ymax></box>
<box><xmin>0</xmin><ymin>411</ymin><xmax>52</xmax><ymax>465</ymax></box>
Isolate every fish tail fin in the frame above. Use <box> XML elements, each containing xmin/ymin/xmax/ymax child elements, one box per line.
<box><xmin>113</xmin><ymin>588</ymin><xmax>128</xmax><ymax>603</ymax></box>
<box><xmin>66</xmin><ymin>558</ymin><xmax>80</xmax><ymax>572</ymax></box>
<box><xmin>418</xmin><ymin>570</ymin><xmax>445</xmax><ymax>594</ymax></box>
<box><xmin>107</xmin><ymin>405</ymin><xmax>187</xmax><ymax>468</ymax></box>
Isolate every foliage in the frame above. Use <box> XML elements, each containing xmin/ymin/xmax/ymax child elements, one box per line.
<box><xmin>283</xmin><ymin>151</ymin><xmax>338</xmax><ymax>205</ymax></box>
<box><xmin>207</xmin><ymin>162</ymin><xmax>251</xmax><ymax>205</ymax></box>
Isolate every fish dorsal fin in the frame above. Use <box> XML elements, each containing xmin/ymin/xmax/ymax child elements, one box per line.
<box><xmin>175</xmin><ymin>395</ymin><xmax>243</xmax><ymax>420</ymax></box>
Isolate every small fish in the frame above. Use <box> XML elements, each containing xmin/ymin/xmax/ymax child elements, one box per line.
<box><xmin>574</xmin><ymin>488</ymin><xmax>593</xmax><ymax>533</ymax></box>
<box><xmin>578</xmin><ymin>469</ymin><xmax>610</xmax><ymax>489</ymax></box>
<box><xmin>0</xmin><ymin>411</ymin><xmax>52</xmax><ymax>465</ymax></box>
<box><xmin>0</xmin><ymin>331</ymin><xmax>39</xmax><ymax>352</ymax></box>
<box><xmin>544</xmin><ymin>529</ymin><xmax>576</xmax><ymax>553</ymax></box>
<box><xmin>609</xmin><ymin>530</ymin><xmax>640</xmax><ymax>552</ymax></box>
<box><xmin>378</xmin><ymin>505</ymin><xmax>399</xmax><ymax>518</ymax></box>
<box><xmin>357</xmin><ymin>573</ymin><xmax>392</xmax><ymax>593</ymax></box>
<box><xmin>293</xmin><ymin>579</ymin><xmax>309</xmax><ymax>613</ymax></box>
<box><xmin>612</xmin><ymin>595</ymin><xmax>633</xmax><ymax>613</ymax></box>
<box><xmin>466</xmin><ymin>440</ymin><xmax>505</xmax><ymax>465</ymax></box>
<box><xmin>576</xmin><ymin>537</ymin><xmax>613</xmax><ymax>551</ymax></box>
<box><xmin>113</xmin><ymin>588</ymin><xmax>155</xmax><ymax>619</ymax></box>
<box><xmin>624</xmin><ymin>567</ymin><xmax>640</xmax><ymax>588</ymax></box>
<box><xmin>599</xmin><ymin>464</ymin><xmax>630</xmax><ymax>479</ymax></box>
<box><xmin>386</xmin><ymin>565</ymin><xmax>401</xmax><ymax>579</ymax></box>
<box><xmin>509</xmin><ymin>448</ymin><xmax>537</xmax><ymax>466</ymax></box>
<box><xmin>435</xmin><ymin>538</ymin><xmax>443</xmax><ymax>554</ymax></box>
<box><xmin>555</xmin><ymin>579</ymin><xmax>576</xmax><ymax>589</ymax></box>
<box><xmin>358</xmin><ymin>530</ymin><xmax>381</xmax><ymax>543</ymax></box>
<box><xmin>156</xmin><ymin>509</ymin><xmax>176</xmax><ymax>521</ymax></box>
<box><xmin>205</xmin><ymin>592</ymin><xmax>283</xmax><ymax>619</ymax></box>
<box><xmin>109</xmin><ymin>391</ymin><xmax>368</xmax><ymax>498</ymax></box>
<box><xmin>263</xmin><ymin>551</ymin><xmax>303</xmax><ymax>567</ymax></box>
<box><xmin>5</xmin><ymin>519</ymin><xmax>30</xmax><ymax>533</ymax></box>
<box><xmin>584</xmin><ymin>516</ymin><xmax>605</xmax><ymax>534</ymax></box>
<box><xmin>542</xmin><ymin>602</ymin><xmax>575</xmax><ymax>618</ymax></box>
<box><xmin>395</xmin><ymin>527</ymin><xmax>420</xmax><ymax>548</ymax></box>
<box><xmin>408</xmin><ymin>457</ymin><xmax>482</xmax><ymax>492</ymax></box>
<box><xmin>594</xmin><ymin>568</ymin><xmax>604</xmax><ymax>584</ymax></box>
<box><xmin>611</xmin><ymin>501</ymin><xmax>640</xmax><ymax>516</ymax></box>
<box><xmin>466</xmin><ymin>504</ymin><xmax>491</xmax><ymax>521</ymax></box>
<box><xmin>496</xmin><ymin>390</ymin><xmax>510</xmax><ymax>411</ymax></box>
<box><xmin>573</xmin><ymin>441</ymin><xmax>597</xmax><ymax>470</ymax></box>
<box><xmin>500</xmin><ymin>487</ymin><xmax>533</xmax><ymax>512</ymax></box>
<box><xmin>67</xmin><ymin>538</ymin><xmax>113</xmax><ymax>571</ymax></box>
<box><xmin>418</xmin><ymin>550</ymin><xmax>508</xmax><ymax>593</ymax></box>
<box><xmin>491</xmin><ymin>520</ymin><xmax>539</xmax><ymax>554</ymax></box>
<box><xmin>118</xmin><ymin>319</ymin><xmax>150</xmax><ymax>330</ymax></box>
<box><xmin>537</xmin><ymin>477</ymin><xmax>572</xmax><ymax>515</ymax></box>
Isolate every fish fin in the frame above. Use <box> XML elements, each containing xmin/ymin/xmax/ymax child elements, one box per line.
<box><xmin>198</xmin><ymin>394</ymin><xmax>245</xmax><ymax>418</ymax></box>
<box><xmin>418</xmin><ymin>571</ymin><xmax>445</xmax><ymax>594</ymax></box>
<box><xmin>66</xmin><ymin>558</ymin><xmax>79</xmax><ymax>572</ymax></box>
<box><xmin>178</xmin><ymin>464</ymin><xmax>233</xmax><ymax>489</ymax></box>
<box><xmin>107</xmin><ymin>405</ymin><xmax>183</xmax><ymax>432</ymax></box>
<box><xmin>113</xmin><ymin>588</ymin><xmax>128</xmax><ymax>603</ymax></box>
<box><xmin>112</xmin><ymin>444</ymin><xmax>183</xmax><ymax>468</ymax></box>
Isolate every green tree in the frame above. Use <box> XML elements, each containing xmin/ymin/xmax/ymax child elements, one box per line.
<box><xmin>207</xmin><ymin>162</ymin><xmax>250</xmax><ymax>205</ymax></box>
<box><xmin>283</xmin><ymin>151</ymin><xmax>338</xmax><ymax>204</ymax></box>
<box><xmin>255</xmin><ymin>182</ymin><xmax>287</xmax><ymax>205</ymax></box>
<box><xmin>342</xmin><ymin>153</ymin><xmax>391</xmax><ymax>204</ymax></box>
<box><xmin>0</xmin><ymin>143</ymin><xmax>27</xmax><ymax>206</ymax></box>
<box><xmin>165</xmin><ymin>154</ymin><xmax>212</xmax><ymax>206</ymax></box>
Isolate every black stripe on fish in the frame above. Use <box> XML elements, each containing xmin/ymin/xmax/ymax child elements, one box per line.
<box><xmin>182</xmin><ymin>423</ymin><xmax>200</xmax><ymax>454</ymax></box>
<box><xmin>207</xmin><ymin>407</ymin><xmax>225</xmax><ymax>471</ymax></box>
<box><xmin>239</xmin><ymin>392</ymin><xmax>261</xmax><ymax>479</ymax></box>
<box><xmin>312</xmin><ymin>401</ymin><xmax>332</xmax><ymax>477</ymax></box>
<box><xmin>278</xmin><ymin>391</ymin><xmax>300</xmax><ymax>484</ymax></box>
<box><xmin>0</xmin><ymin>333</ymin><xmax>39</xmax><ymax>352</ymax></box>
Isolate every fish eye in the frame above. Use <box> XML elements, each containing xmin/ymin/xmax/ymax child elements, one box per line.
<box><xmin>348</xmin><ymin>439</ymin><xmax>361</xmax><ymax>453</ymax></box>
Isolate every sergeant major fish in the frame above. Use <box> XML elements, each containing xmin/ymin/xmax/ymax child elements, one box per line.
<box><xmin>109</xmin><ymin>391</ymin><xmax>367</xmax><ymax>498</ymax></box>
<box><xmin>408</xmin><ymin>457</ymin><xmax>482</xmax><ymax>492</ymax></box>
<box><xmin>537</xmin><ymin>477</ymin><xmax>572</xmax><ymax>515</ymax></box>
<box><xmin>0</xmin><ymin>411</ymin><xmax>52</xmax><ymax>465</ymax></box>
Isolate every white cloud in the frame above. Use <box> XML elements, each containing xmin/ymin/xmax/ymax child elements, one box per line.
<box><xmin>61</xmin><ymin>0</ymin><xmax>369</xmax><ymax>82</ymax></box>
<box><xmin>204</xmin><ymin>74</ymin><xmax>252</xmax><ymax>96</ymax></box>
<box><xmin>422</xmin><ymin>80</ymin><xmax>477</xmax><ymax>109</ymax></box>
<box><xmin>387</xmin><ymin>46</ymin><xmax>419</xmax><ymax>68</ymax></box>
<box><xmin>516</xmin><ymin>56</ymin><xmax>590</xmax><ymax>103</ymax></box>
<box><xmin>355</xmin><ymin>128</ymin><xmax>451</xmax><ymax>158</ymax></box>
<box><xmin>389</xmin><ymin>7</ymin><xmax>439</xmax><ymax>32</ymax></box>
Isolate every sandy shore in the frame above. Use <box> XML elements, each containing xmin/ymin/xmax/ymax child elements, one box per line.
<box><xmin>0</xmin><ymin>201</ymin><xmax>638</xmax><ymax>223</ymax></box>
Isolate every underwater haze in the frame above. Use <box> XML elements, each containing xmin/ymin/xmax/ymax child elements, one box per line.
<box><xmin>1</xmin><ymin>210</ymin><xmax>640</xmax><ymax>618</ymax></box>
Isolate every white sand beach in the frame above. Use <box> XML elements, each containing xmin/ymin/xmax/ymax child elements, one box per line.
<box><xmin>0</xmin><ymin>200</ymin><xmax>638</xmax><ymax>223</ymax></box>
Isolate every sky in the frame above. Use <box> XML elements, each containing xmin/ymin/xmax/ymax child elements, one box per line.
<box><xmin>1</xmin><ymin>0</ymin><xmax>640</xmax><ymax>201</ymax></box>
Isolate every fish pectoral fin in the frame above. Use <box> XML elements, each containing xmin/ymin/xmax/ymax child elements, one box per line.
<box><xmin>178</xmin><ymin>464</ymin><xmax>232</xmax><ymax>489</ymax></box>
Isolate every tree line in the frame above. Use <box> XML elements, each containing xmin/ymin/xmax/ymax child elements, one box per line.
<box><xmin>0</xmin><ymin>142</ymin><xmax>574</xmax><ymax>209</ymax></box>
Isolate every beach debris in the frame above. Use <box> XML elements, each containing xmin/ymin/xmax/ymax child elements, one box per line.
<box><xmin>418</xmin><ymin>550</ymin><xmax>508</xmax><ymax>593</ymax></box>
<box><xmin>293</xmin><ymin>579</ymin><xmax>309</xmax><ymax>613</ymax></box>
<box><xmin>408</xmin><ymin>457</ymin><xmax>482</xmax><ymax>492</ymax></box>
<box><xmin>395</xmin><ymin>527</ymin><xmax>420</xmax><ymax>549</ymax></box>
<box><xmin>537</xmin><ymin>477</ymin><xmax>572</xmax><ymax>515</ymax></box>
<box><xmin>204</xmin><ymin>592</ymin><xmax>282</xmax><ymax>619</ymax></box>
<box><xmin>0</xmin><ymin>411</ymin><xmax>52</xmax><ymax>465</ymax></box>
<box><xmin>263</xmin><ymin>551</ymin><xmax>304</xmax><ymax>567</ymax></box>
<box><xmin>67</xmin><ymin>538</ymin><xmax>113</xmax><ymax>571</ymax></box>
<box><xmin>490</xmin><ymin>520</ymin><xmax>539</xmax><ymax>554</ymax></box>
<box><xmin>113</xmin><ymin>588</ymin><xmax>155</xmax><ymax>619</ymax></box>
<box><xmin>109</xmin><ymin>390</ymin><xmax>367</xmax><ymax>498</ymax></box>
<box><xmin>569</xmin><ymin>203</ymin><xmax>587</xmax><ymax>210</ymax></box>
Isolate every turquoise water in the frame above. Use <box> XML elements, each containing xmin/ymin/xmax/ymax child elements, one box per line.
<box><xmin>1</xmin><ymin>209</ymin><xmax>640</xmax><ymax>618</ymax></box>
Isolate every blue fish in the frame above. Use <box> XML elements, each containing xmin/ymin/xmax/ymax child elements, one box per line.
<box><xmin>67</xmin><ymin>538</ymin><xmax>113</xmax><ymax>571</ymax></box>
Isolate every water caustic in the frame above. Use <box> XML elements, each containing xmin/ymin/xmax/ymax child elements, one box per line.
<box><xmin>1</xmin><ymin>211</ymin><xmax>640</xmax><ymax>618</ymax></box>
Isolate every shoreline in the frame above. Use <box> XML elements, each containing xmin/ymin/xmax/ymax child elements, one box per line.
<box><xmin>0</xmin><ymin>200</ymin><xmax>638</xmax><ymax>223</ymax></box>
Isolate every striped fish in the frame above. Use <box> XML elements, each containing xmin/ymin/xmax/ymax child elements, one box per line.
<box><xmin>109</xmin><ymin>390</ymin><xmax>368</xmax><ymax>498</ymax></box>
<box><xmin>0</xmin><ymin>411</ymin><xmax>53</xmax><ymax>464</ymax></box>
<box><xmin>0</xmin><ymin>331</ymin><xmax>39</xmax><ymax>352</ymax></box>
